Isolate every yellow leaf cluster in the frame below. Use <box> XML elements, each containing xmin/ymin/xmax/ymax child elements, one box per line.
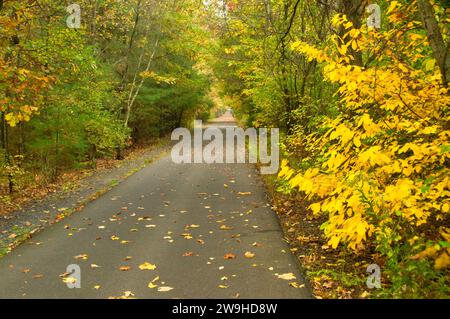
<box><xmin>283</xmin><ymin>11</ymin><xmax>450</xmax><ymax>257</ymax></box>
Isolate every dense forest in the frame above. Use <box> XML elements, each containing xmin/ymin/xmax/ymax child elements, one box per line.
<box><xmin>0</xmin><ymin>0</ymin><xmax>213</xmax><ymax>191</ymax></box>
<box><xmin>1</xmin><ymin>0</ymin><xmax>449</xmax><ymax>298</ymax></box>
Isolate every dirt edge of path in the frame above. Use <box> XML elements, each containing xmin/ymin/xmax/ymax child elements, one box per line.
<box><xmin>261</xmin><ymin>174</ymin><xmax>374</xmax><ymax>299</ymax></box>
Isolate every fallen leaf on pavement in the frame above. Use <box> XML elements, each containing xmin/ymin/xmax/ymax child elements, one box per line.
<box><xmin>277</xmin><ymin>273</ymin><xmax>296</xmax><ymax>280</ymax></box>
<box><xmin>139</xmin><ymin>262</ymin><xmax>156</xmax><ymax>270</ymax></box>
<box><xmin>244</xmin><ymin>251</ymin><xmax>255</xmax><ymax>259</ymax></box>
<box><xmin>148</xmin><ymin>276</ymin><xmax>160</xmax><ymax>289</ymax></box>
<box><xmin>119</xmin><ymin>266</ymin><xmax>131</xmax><ymax>271</ymax></box>
<box><xmin>62</xmin><ymin>277</ymin><xmax>77</xmax><ymax>284</ymax></box>
<box><xmin>123</xmin><ymin>291</ymin><xmax>134</xmax><ymax>298</ymax></box>
<box><xmin>151</xmin><ymin>276</ymin><xmax>160</xmax><ymax>283</ymax></box>
<box><xmin>181</xmin><ymin>233</ymin><xmax>193</xmax><ymax>239</ymax></box>
<box><xmin>289</xmin><ymin>282</ymin><xmax>305</xmax><ymax>288</ymax></box>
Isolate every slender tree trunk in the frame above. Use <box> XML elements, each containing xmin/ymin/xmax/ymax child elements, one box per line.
<box><xmin>1</xmin><ymin>5</ymin><xmax>19</xmax><ymax>193</ymax></box>
<box><xmin>115</xmin><ymin>0</ymin><xmax>142</xmax><ymax>160</ymax></box>
<box><xmin>53</xmin><ymin>107</ymin><xmax>60</xmax><ymax>182</ymax></box>
<box><xmin>1</xmin><ymin>112</ymin><xmax>13</xmax><ymax>193</ymax></box>
<box><xmin>18</xmin><ymin>122</ymin><xmax>24</xmax><ymax>155</ymax></box>
<box><xmin>417</xmin><ymin>0</ymin><xmax>450</xmax><ymax>87</ymax></box>
<box><xmin>0</xmin><ymin>112</ymin><xmax>4</xmax><ymax>150</ymax></box>
<box><xmin>118</xmin><ymin>0</ymin><xmax>142</xmax><ymax>91</ymax></box>
<box><xmin>91</xmin><ymin>0</ymin><xmax>98</xmax><ymax>38</ymax></box>
<box><xmin>124</xmin><ymin>38</ymin><xmax>159</xmax><ymax>128</ymax></box>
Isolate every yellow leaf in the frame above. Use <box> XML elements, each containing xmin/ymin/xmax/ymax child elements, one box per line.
<box><xmin>329</xmin><ymin>236</ymin><xmax>340</xmax><ymax>249</ymax></box>
<box><xmin>353</xmin><ymin>136</ymin><xmax>361</xmax><ymax>147</ymax></box>
<box><xmin>139</xmin><ymin>262</ymin><xmax>157</xmax><ymax>270</ymax></box>
<box><xmin>244</xmin><ymin>251</ymin><xmax>255</xmax><ymax>259</ymax></box>
<box><xmin>309</xmin><ymin>202</ymin><xmax>321</xmax><ymax>215</ymax></box>
<box><xmin>62</xmin><ymin>277</ymin><xmax>77</xmax><ymax>284</ymax></box>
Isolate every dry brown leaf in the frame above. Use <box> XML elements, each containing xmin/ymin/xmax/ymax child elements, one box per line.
<box><xmin>119</xmin><ymin>266</ymin><xmax>131</xmax><ymax>271</ymax></box>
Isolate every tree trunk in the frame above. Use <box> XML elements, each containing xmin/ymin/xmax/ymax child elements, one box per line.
<box><xmin>118</xmin><ymin>0</ymin><xmax>142</xmax><ymax>91</ymax></box>
<box><xmin>338</xmin><ymin>0</ymin><xmax>367</xmax><ymax>66</ymax></box>
<box><xmin>417</xmin><ymin>0</ymin><xmax>450</xmax><ymax>87</ymax></box>
<box><xmin>124</xmin><ymin>38</ymin><xmax>159</xmax><ymax>128</ymax></box>
<box><xmin>1</xmin><ymin>112</ymin><xmax>13</xmax><ymax>193</ymax></box>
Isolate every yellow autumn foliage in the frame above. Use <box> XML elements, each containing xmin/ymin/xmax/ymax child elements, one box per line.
<box><xmin>280</xmin><ymin>9</ymin><xmax>450</xmax><ymax>270</ymax></box>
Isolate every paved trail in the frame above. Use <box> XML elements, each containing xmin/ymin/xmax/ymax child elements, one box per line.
<box><xmin>0</xmin><ymin>115</ymin><xmax>310</xmax><ymax>299</ymax></box>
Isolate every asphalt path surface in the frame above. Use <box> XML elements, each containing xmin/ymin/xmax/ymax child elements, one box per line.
<box><xmin>0</xmin><ymin>115</ymin><xmax>311</xmax><ymax>299</ymax></box>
